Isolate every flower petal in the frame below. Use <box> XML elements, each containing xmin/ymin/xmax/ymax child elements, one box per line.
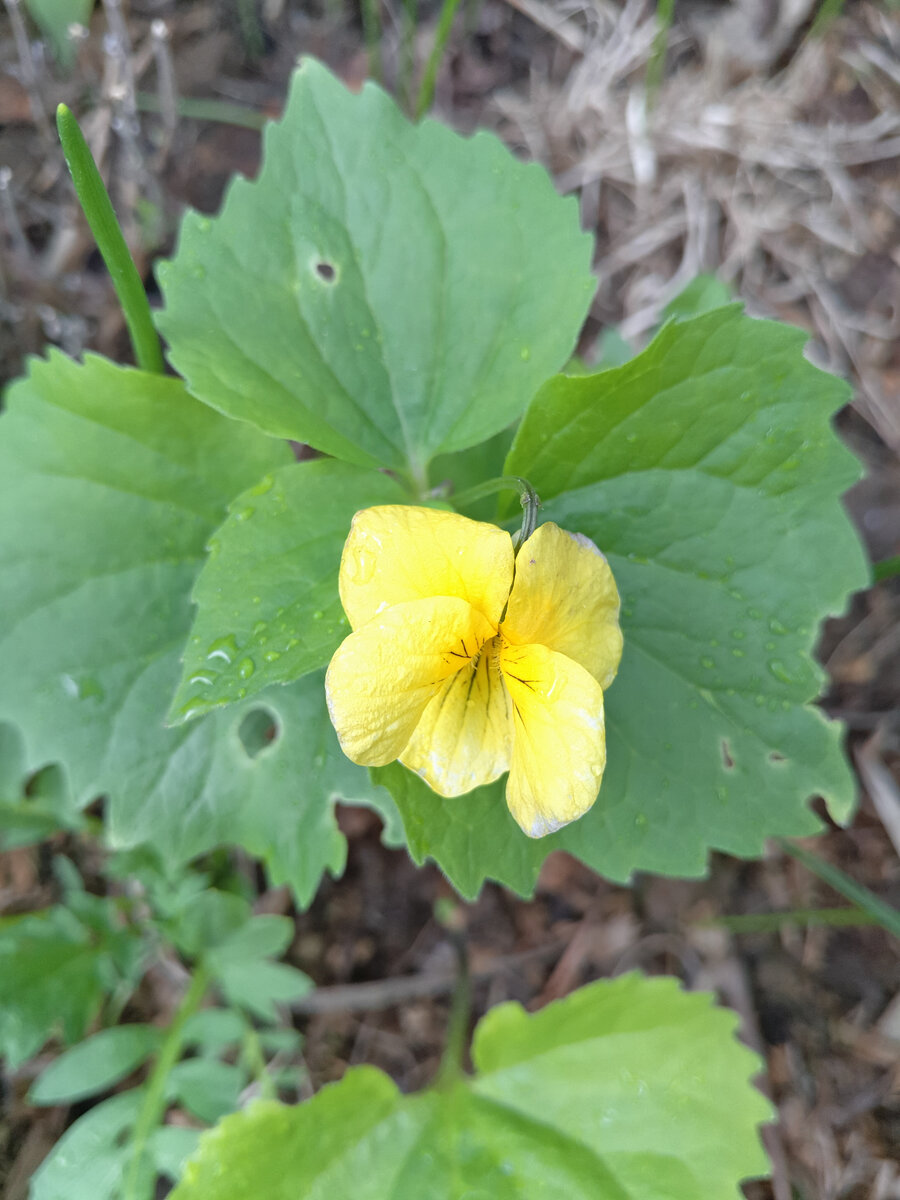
<box><xmin>325</xmin><ymin>596</ymin><xmax>496</xmax><ymax>767</ymax></box>
<box><xmin>339</xmin><ymin>506</ymin><xmax>515</xmax><ymax>630</ymax></box>
<box><xmin>500</xmin><ymin>641</ymin><xmax>606</xmax><ymax>838</ymax></box>
<box><xmin>502</xmin><ymin>522</ymin><xmax>623</xmax><ymax>687</ymax></box>
<box><xmin>401</xmin><ymin>638</ymin><xmax>512</xmax><ymax>796</ymax></box>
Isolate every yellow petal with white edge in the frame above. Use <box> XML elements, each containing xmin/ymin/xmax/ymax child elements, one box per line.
<box><xmin>339</xmin><ymin>506</ymin><xmax>514</xmax><ymax>630</ymax></box>
<box><xmin>502</xmin><ymin>522</ymin><xmax>623</xmax><ymax>688</ymax></box>
<box><xmin>500</xmin><ymin>641</ymin><xmax>606</xmax><ymax>838</ymax></box>
<box><xmin>325</xmin><ymin>596</ymin><xmax>496</xmax><ymax>767</ymax></box>
<box><xmin>401</xmin><ymin>638</ymin><xmax>512</xmax><ymax>796</ymax></box>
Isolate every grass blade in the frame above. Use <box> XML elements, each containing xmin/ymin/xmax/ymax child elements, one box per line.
<box><xmin>778</xmin><ymin>839</ymin><xmax>900</xmax><ymax>938</ymax></box>
<box><xmin>56</xmin><ymin>103</ymin><xmax>165</xmax><ymax>375</ymax></box>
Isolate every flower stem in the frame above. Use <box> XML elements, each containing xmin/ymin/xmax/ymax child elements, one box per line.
<box><xmin>434</xmin><ymin>925</ymin><xmax>470</xmax><ymax>1089</ymax></box>
<box><xmin>56</xmin><ymin>103</ymin><xmax>165</xmax><ymax>375</ymax></box>
<box><xmin>452</xmin><ymin>475</ymin><xmax>541</xmax><ymax>547</ymax></box>
<box><xmin>123</xmin><ymin>965</ymin><xmax>209</xmax><ymax>1200</ymax></box>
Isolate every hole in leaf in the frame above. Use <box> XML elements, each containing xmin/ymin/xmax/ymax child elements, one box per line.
<box><xmin>769</xmin><ymin>751</ymin><xmax>786</xmax><ymax>764</ymax></box>
<box><xmin>720</xmin><ymin>739</ymin><xmax>734</xmax><ymax>769</ymax></box>
<box><xmin>315</xmin><ymin>261</ymin><xmax>336</xmax><ymax>282</ymax></box>
<box><xmin>238</xmin><ymin>708</ymin><xmax>280</xmax><ymax>759</ymax></box>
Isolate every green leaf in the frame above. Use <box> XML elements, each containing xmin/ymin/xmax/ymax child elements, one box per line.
<box><xmin>182</xmin><ymin>1008</ymin><xmax>248</xmax><ymax>1053</ymax></box>
<box><xmin>171</xmin><ymin>890</ymin><xmax>252</xmax><ymax>959</ymax></box>
<box><xmin>381</xmin><ymin>307</ymin><xmax>868</xmax><ymax>896</ymax></box>
<box><xmin>30</xmin><ymin>1024</ymin><xmax>161</xmax><ymax>1105</ymax></box>
<box><xmin>169</xmin><ymin>459</ymin><xmax>407</xmax><ymax>723</ymax></box>
<box><xmin>372</xmin><ymin>764</ymin><xmax>543</xmax><ymax>901</ymax></box>
<box><xmin>663</xmin><ymin>274</ymin><xmax>732</xmax><ymax>321</ymax></box>
<box><xmin>157</xmin><ymin>58</ymin><xmax>594</xmax><ymax>478</ymax></box>
<box><xmin>170</xmin><ymin>974</ymin><xmax>772</xmax><ymax>1198</ymax></box>
<box><xmin>0</xmin><ymin>907</ymin><xmax>112</xmax><ymax>1068</ymax></box>
<box><xmin>430</xmin><ymin>427</ymin><xmax>517</xmax><ymax>522</ymax></box>
<box><xmin>0</xmin><ymin>352</ymin><xmax>395</xmax><ymax>906</ymax></box>
<box><xmin>25</xmin><ymin>0</ymin><xmax>93</xmax><ymax>68</ymax></box>
<box><xmin>0</xmin><ymin>737</ymin><xmax>81</xmax><ymax>850</ymax></box>
<box><xmin>30</xmin><ymin>1091</ymin><xmax>143</xmax><ymax>1200</ymax></box>
<box><xmin>151</xmin><ymin>1127</ymin><xmax>204</xmax><ymax>1182</ymax></box>
<box><xmin>209</xmin><ymin>914</ymin><xmax>295</xmax><ymax>964</ymax></box>
<box><xmin>216</xmin><ymin>959</ymin><xmax>312</xmax><ymax>1023</ymax></box>
<box><xmin>593</xmin><ymin>327</ymin><xmax>633</xmax><ymax>368</ymax></box>
<box><xmin>167</xmin><ymin>1059</ymin><xmax>247</xmax><ymax>1123</ymax></box>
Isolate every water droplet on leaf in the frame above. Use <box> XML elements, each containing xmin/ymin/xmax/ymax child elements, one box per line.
<box><xmin>207</xmin><ymin>634</ymin><xmax>238</xmax><ymax>664</ymax></box>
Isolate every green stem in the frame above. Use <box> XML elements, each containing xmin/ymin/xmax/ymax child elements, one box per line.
<box><xmin>56</xmin><ymin>104</ymin><xmax>165</xmax><ymax>375</ymax></box>
<box><xmin>435</xmin><ymin>929</ymin><xmax>470</xmax><ymax>1089</ymax></box>
<box><xmin>777</xmin><ymin>839</ymin><xmax>900</xmax><ymax>939</ymax></box>
<box><xmin>452</xmin><ymin>475</ymin><xmax>541</xmax><ymax>547</ymax></box>
<box><xmin>415</xmin><ymin>0</ymin><xmax>463</xmax><ymax>119</ymax></box>
<box><xmin>873</xmin><ymin>555</ymin><xmax>900</xmax><ymax>583</ymax></box>
<box><xmin>400</xmin><ymin>0</ymin><xmax>418</xmax><ymax>114</ymax></box>
<box><xmin>646</xmin><ymin>0</ymin><xmax>675</xmax><ymax>108</ymax></box>
<box><xmin>243</xmin><ymin>1024</ymin><xmax>276</xmax><ymax>1101</ymax></box>
<box><xmin>701</xmin><ymin>906</ymin><xmax>880</xmax><ymax>934</ymax></box>
<box><xmin>360</xmin><ymin>0</ymin><xmax>383</xmax><ymax>84</ymax></box>
<box><xmin>123</xmin><ymin>966</ymin><xmax>209</xmax><ymax>1200</ymax></box>
<box><xmin>136</xmin><ymin>91</ymin><xmax>268</xmax><ymax>131</ymax></box>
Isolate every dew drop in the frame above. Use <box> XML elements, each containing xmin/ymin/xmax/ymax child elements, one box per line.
<box><xmin>191</xmin><ymin>264</ymin><xmax>206</xmax><ymax>280</ymax></box>
<box><xmin>312</xmin><ymin>610</ymin><xmax>324</xmax><ymax>620</ymax></box>
<box><xmin>348</xmin><ymin>553</ymin><xmax>375</xmax><ymax>584</ymax></box>
<box><xmin>700</xmin><ymin>656</ymin><xmax>715</xmax><ymax>669</ymax></box>
<box><xmin>768</xmin><ymin>660</ymin><xmax>794</xmax><ymax>684</ymax></box>
<box><xmin>732</xmin><ymin>648</ymin><xmax>745</xmax><ymax>658</ymax></box>
<box><xmin>634</xmin><ymin>813</ymin><xmax>648</xmax><ymax>829</ymax></box>
<box><xmin>233</xmin><ymin>506</ymin><xmax>254</xmax><ymax>522</ymax></box>
<box><xmin>207</xmin><ymin>634</ymin><xmax>238</xmax><ymax>664</ymax></box>
<box><xmin>263</xmin><ymin>650</ymin><xmax>281</xmax><ymax>663</ymax></box>
<box><xmin>625</xmin><ymin>433</ymin><xmax>638</xmax><ymax>444</ymax></box>
<box><xmin>520</xmin><ymin>346</ymin><xmax>531</xmax><ymax>361</ymax></box>
<box><xmin>189</xmin><ymin>673</ymin><xmax>214</xmax><ymax>686</ymax></box>
<box><xmin>731</xmin><ymin>629</ymin><xmax>746</xmax><ymax>640</ymax></box>
<box><xmin>195</xmin><ymin>217</ymin><xmax>212</xmax><ymax>233</ymax></box>
<box><xmin>768</xmin><ymin>618</ymin><xmax>789</xmax><ymax>635</ymax></box>
<box><xmin>253</xmin><ymin>621</ymin><xmax>267</xmax><ymax>636</ymax></box>
<box><xmin>238</xmin><ymin>657</ymin><xmax>256</xmax><ymax>679</ymax></box>
<box><xmin>249</xmin><ymin>474</ymin><xmax>275</xmax><ymax>496</ymax></box>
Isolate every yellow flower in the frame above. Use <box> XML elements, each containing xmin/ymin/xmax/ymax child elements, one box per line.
<box><xmin>325</xmin><ymin>506</ymin><xmax>623</xmax><ymax>837</ymax></box>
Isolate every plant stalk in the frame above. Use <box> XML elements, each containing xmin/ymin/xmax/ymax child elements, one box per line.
<box><xmin>415</xmin><ymin>0</ymin><xmax>463</xmax><ymax>119</ymax></box>
<box><xmin>435</xmin><ymin>928</ymin><xmax>470</xmax><ymax>1089</ymax></box>
<box><xmin>123</xmin><ymin>966</ymin><xmax>209</xmax><ymax>1200</ymax></box>
<box><xmin>777</xmin><ymin>839</ymin><xmax>900</xmax><ymax>938</ymax></box>
<box><xmin>56</xmin><ymin>104</ymin><xmax>165</xmax><ymax>375</ymax></box>
<box><xmin>452</xmin><ymin>475</ymin><xmax>541</xmax><ymax>547</ymax></box>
